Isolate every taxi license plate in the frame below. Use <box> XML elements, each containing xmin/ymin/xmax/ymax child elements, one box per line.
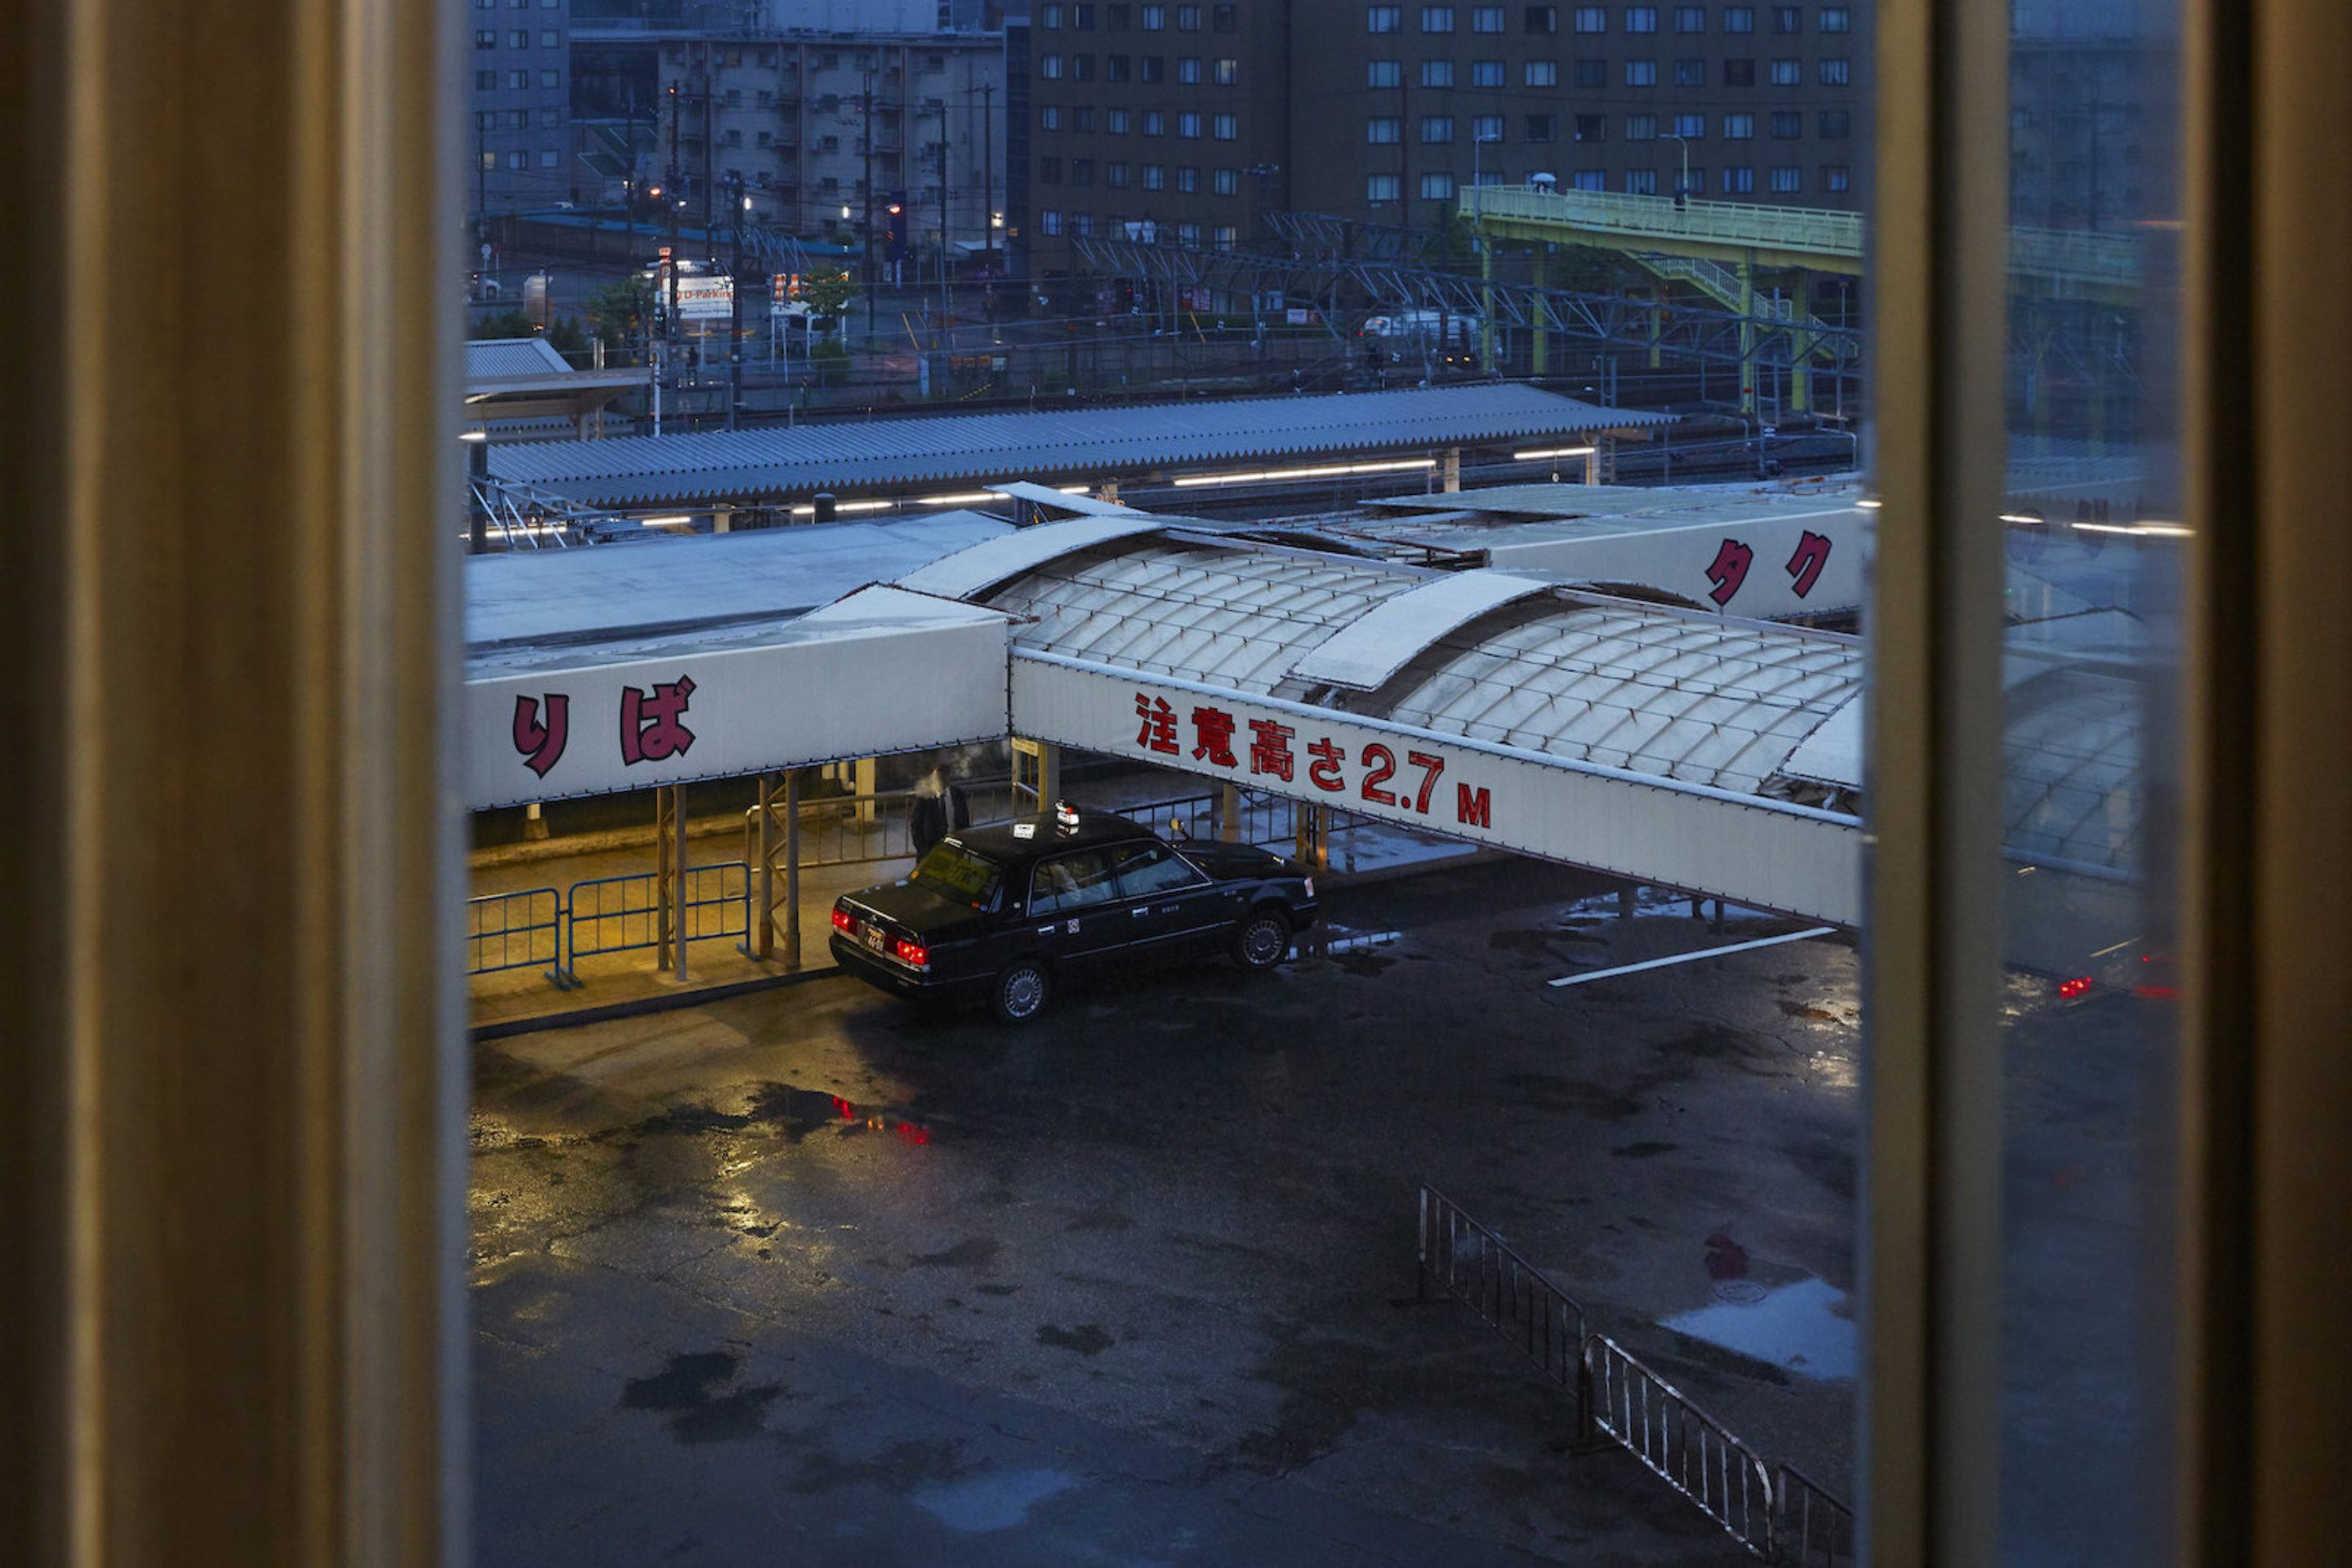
<box><xmin>861</xmin><ymin>926</ymin><xmax>887</xmax><ymax>955</ymax></box>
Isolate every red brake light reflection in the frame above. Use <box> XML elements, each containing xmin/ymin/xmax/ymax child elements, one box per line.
<box><xmin>2057</xmin><ymin>976</ymin><xmax>2093</xmax><ymax>1000</ymax></box>
<box><xmin>892</xmin><ymin>938</ymin><xmax>929</xmax><ymax>969</ymax></box>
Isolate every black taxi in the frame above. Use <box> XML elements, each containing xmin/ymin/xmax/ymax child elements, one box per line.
<box><xmin>829</xmin><ymin>802</ymin><xmax>1319</xmax><ymax>1023</ymax></box>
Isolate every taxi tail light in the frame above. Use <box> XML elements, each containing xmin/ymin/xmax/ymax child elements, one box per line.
<box><xmin>891</xmin><ymin>938</ymin><xmax>929</xmax><ymax>969</ymax></box>
<box><xmin>831</xmin><ymin>906</ymin><xmax>858</xmax><ymax>934</ymax></box>
<box><xmin>2057</xmin><ymin>975</ymin><xmax>2093</xmax><ymax>1000</ymax></box>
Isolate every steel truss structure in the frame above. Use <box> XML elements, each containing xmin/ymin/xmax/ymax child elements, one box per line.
<box><xmin>1070</xmin><ymin>232</ymin><xmax>1864</xmax><ymax>382</ymax></box>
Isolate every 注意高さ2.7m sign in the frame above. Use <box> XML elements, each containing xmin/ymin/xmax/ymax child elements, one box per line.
<box><xmin>1007</xmin><ymin>649</ymin><xmax>1864</xmax><ymax>925</ymax></box>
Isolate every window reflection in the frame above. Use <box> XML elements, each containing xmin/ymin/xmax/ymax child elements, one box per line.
<box><xmin>1999</xmin><ymin>2</ymin><xmax>2180</xmax><ymax>1561</ymax></box>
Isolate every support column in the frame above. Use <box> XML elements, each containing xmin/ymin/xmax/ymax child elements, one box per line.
<box><xmin>1584</xmin><ymin>434</ymin><xmax>1613</xmax><ymax>486</ymax></box>
<box><xmin>853</xmin><ymin>755</ymin><xmax>877</xmax><ymax>822</ymax></box>
<box><xmin>1738</xmin><ymin>253</ymin><xmax>1757</xmax><ymax>416</ymax></box>
<box><xmin>786</xmin><ymin>768</ymin><xmax>803</xmax><ymax>968</ymax></box>
<box><xmin>655</xmin><ymin>784</ymin><xmax>687</xmax><ymax>978</ymax></box>
<box><xmin>750</xmin><ymin>769</ymin><xmax>803</xmax><ymax>969</ymax></box>
<box><xmin>1441</xmin><ymin>446</ymin><xmax>1461</xmax><ymax>492</ymax></box>
<box><xmin>1531</xmin><ymin>243</ymin><xmax>1550</xmax><ymax>374</ymax></box>
<box><xmin>1040</xmin><ymin>740</ymin><xmax>1062</xmax><ymax>806</ymax></box>
<box><xmin>1289</xmin><ymin>804</ymin><xmax>1326</xmax><ymax>865</ymax></box>
<box><xmin>752</xmin><ymin>771</ymin><xmax>804</xmax><ymax>965</ymax></box>
<box><xmin>1649</xmin><ymin>280</ymin><xmax>1665</xmax><ymax>369</ymax></box>
<box><xmin>1219</xmin><ymin>780</ymin><xmax>1241</xmax><ymax>843</ymax></box>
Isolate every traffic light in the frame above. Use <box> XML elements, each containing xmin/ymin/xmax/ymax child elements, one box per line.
<box><xmin>884</xmin><ymin>191</ymin><xmax>910</xmax><ymax>264</ymax></box>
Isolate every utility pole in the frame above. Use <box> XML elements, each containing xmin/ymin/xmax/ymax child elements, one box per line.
<box><xmin>700</xmin><ymin>61</ymin><xmax>715</xmax><ymax>258</ymax></box>
<box><xmin>665</xmin><ymin>77</ymin><xmax>682</xmax><ymax>430</ymax></box>
<box><xmin>861</xmin><ymin>72</ymin><xmax>877</xmax><ymax>335</ymax></box>
<box><xmin>978</xmin><ymin>84</ymin><xmax>995</xmax><ymax>274</ymax></box>
<box><xmin>728</xmin><ymin>172</ymin><xmax>746</xmax><ymax>430</ymax></box>
<box><xmin>936</xmin><ymin>109</ymin><xmax>950</xmax><ymax>322</ymax></box>
<box><xmin>474</xmin><ymin>114</ymin><xmax>488</xmax><ymax>247</ymax></box>
<box><xmin>665</xmin><ymin>80</ymin><xmax>683</xmax><ymax>326</ymax></box>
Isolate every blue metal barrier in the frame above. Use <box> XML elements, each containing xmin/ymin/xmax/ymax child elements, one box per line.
<box><xmin>566</xmin><ymin>862</ymin><xmax>751</xmax><ymax>963</ymax></box>
<box><xmin>466</xmin><ymin>887</ymin><xmax>565</xmax><ymax>982</ymax></box>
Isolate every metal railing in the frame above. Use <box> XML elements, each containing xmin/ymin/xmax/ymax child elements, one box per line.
<box><xmin>566</xmin><ymin>862</ymin><xmax>750</xmax><ymax>962</ymax></box>
<box><xmin>1416</xmin><ymin>1185</ymin><xmax>1590</xmax><ymax>1402</ymax></box>
<box><xmin>1127</xmin><ymin>788</ymin><xmax>1374</xmax><ymax>861</ymax></box>
<box><xmin>1413</xmin><ymin>1186</ymin><xmax>1854</xmax><ymax>1563</ymax></box>
<box><xmin>741</xmin><ymin>782</ymin><xmax>1022</xmax><ymax>871</ymax></box>
<box><xmin>1775</xmin><ymin>1464</ymin><xmax>1857</xmax><ymax>1567</ymax></box>
<box><xmin>1463</xmin><ymin>185</ymin><xmax>1866</xmax><ymax>258</ymax></box>
<box><xmin>1586</xmin><ymin>1332</ymin><xmax>1779</xmax><ymax>1557</ymax></box>
<box><xmin>465</xmin><ymin>887</ymin><xmax>564</xmax><ymax>978</ymax></box>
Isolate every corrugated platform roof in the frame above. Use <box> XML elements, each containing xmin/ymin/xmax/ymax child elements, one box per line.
<box><xmin>466</xmin><ymin>336</ymin><xmax>575</xmax><ymax>381</ymax></box>
<box><xmin>487</xmin><ymin>385</ymin><xmax>1676</xmax><ymax>510</ymax></box>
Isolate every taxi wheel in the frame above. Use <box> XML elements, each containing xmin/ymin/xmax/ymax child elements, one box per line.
<box><xmin>1232</xmin><ymin>907</ymin><xmax>1293</xmax><ymax>973</ymax></box>
<box><xmin>991</xmin><ymin>959</ymin><xmax>1052</xmax><ymax>1025</ymax></box>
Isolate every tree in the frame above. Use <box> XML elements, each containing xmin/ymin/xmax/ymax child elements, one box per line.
<box><xmin>798</xmin><ymin>268</ymin><xmax>856</xmax><ymax>325</ymax></box>
<box><xmin>542</xmin><ymin>316</ymin><xmax>587</xmax><ymax>356</ymax></box>
<box><xmin>470</xmin><ymin>308</ymin><xmax>540</xmax><ymax>340</ymax></box>
<box><xmin>583</xmin><ymin>276</ymin><xmax>652</xmax><ymax>353</ymax></box>
<box><xmin>808</xmin><ymin>336</ymin><xmax>850</xmax><ymax>387</ymax></box>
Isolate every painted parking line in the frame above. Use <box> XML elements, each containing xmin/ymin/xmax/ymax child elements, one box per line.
<box><xmin>1547</xmin><ymin>925</ymin><xmax>1839</xmax><ymax>988</ymax></box>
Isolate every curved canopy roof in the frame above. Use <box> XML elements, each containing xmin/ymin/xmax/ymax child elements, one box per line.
<box><xmin>964</xmin><ymin>532</ymin><xmax>1862</xmax><ymax>800</ymax></box>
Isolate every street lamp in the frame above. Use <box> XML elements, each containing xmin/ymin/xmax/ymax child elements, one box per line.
<box><xmin>1471</xmin><ymin>131</ymin><xmax>1499</xmax><ymax>215</ymax></box>
<box><xmin>1664</xmin><ymin>134</ymin><xmax>1691</xmax><ymax>205</ymax></box>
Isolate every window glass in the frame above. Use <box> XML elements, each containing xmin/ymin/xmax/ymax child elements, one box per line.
<box><xmin>912</xmin><ymin>841</ymin><xmax>1004</xmax><ymax>908</ymax></box>
<box><xmin>1029</xmin><ymin>850</ymin><xmax>1120</xmax><ymax>915</ymax></box>
<box><xmin>1986</xmin><ymin>2</ymin><xmax>2182</xmax><ymax>1556</ymax></box>
<box><xmin>1111</xmin><ymin>844</ymin><xmax>1206</xmax><ymax>898</ymax></box>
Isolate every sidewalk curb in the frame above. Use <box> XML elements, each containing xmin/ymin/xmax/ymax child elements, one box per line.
<box><xmin>470</xmin><ymin>964</ymin><xmax>841</xmax><ymax>1044</ymax></box>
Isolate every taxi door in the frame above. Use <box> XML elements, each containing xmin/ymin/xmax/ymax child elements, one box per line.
<box><xmin>1107</xmin><ymin>842</ymin><xmax>1229</xmax><ymax>955</ymax></box>
<box><xmin>1022</xmin><ymin>848</ymin><xmax>1127</xmax><ymax>971</ymax></box>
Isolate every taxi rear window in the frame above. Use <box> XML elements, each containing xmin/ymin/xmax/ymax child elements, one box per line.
<box><xmin>911</xmin><ymin>840</ymin><xmax>1003</xmax><ymax>908</ymax></box>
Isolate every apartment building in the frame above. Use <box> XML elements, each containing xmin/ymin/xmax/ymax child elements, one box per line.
<box><xmin>470</xmin><ymin>0</ymin><xmax>576</xmax><ymax>223</ymax></box>
<box><xmin>1020</xmin><ymin>2</ymin><xmax>1864</xmax><ymax>276</ymax></box>
<box><xmin>620</xmin><ymin>29</ymin><xmax>1008</xmax><ymax>263</ymax></box>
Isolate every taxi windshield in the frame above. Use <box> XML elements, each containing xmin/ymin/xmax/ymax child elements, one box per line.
<box><xmin>910</xmin><ymin>840</ymin><xmax>1004</xmax><ymax>908</ymax></box>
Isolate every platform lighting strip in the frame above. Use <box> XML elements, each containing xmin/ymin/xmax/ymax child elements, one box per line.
<box><xmin>1170</xmin><ymin>457</ymin><xmax>1436</xmax><ymax>489</ymax></box>
<box><xmin>779</xmin><ymin>484</ymin><xmax>1092</xmax><ymax>517</ymax></box>
<box><xmin>638</xmin><ymin>514</ymin><xmax>694</xmax><ymax>527</ymax></box>
<box><xmin>1510</xmin><ymin>445</ymin><xmax>1599</xmax><ymax>461</ymax></box>
<box><xmin>2072</xmin><ymin>520</ymin><xmax>2193</xmax><ymax>537</ymax></box>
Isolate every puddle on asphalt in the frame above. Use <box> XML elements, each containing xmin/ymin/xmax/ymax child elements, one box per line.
<box><xmin>1661</xmin><ymin>1276</ymin><xmax>1856</xmax><ymax>1381</ymax></box>
<box><xmin>619</xmin><ymin>1349</ymin><xmax>786</xmax><ymax>1443</ymax></box>
<box><xmin>630</xmin><ymin>1083</ymin><xmax>932</xmax><ymax>1147</ymax></box>
<box><xmin>911</xmin><ymin>1468</ymin><xmax>1081</xmax><ymax>1533</ymax></box>
<box><xmin>1294</xmin><ymin>925</ymin><xmax>1401</xmax><ymax>969</ymax></box>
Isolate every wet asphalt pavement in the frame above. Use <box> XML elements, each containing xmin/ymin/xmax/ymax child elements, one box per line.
<box><xmin>472</xmin><ymin>855</ymin><xmax>1868</xmax><ymax>1566</ymax></box>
